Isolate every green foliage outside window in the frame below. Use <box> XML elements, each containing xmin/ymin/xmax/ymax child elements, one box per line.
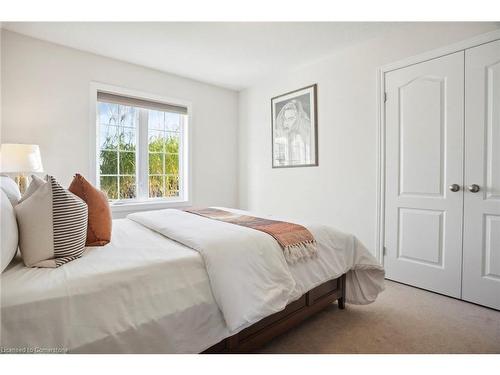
<box><xmin>99</xmin><ymin>130</ymin><xmax>180</xmax><ymax>200</ymax></box>
<box><xmin>148</xmin><ymin>134</ymin><xmax>180</xmax><ymax>198</ymax></box>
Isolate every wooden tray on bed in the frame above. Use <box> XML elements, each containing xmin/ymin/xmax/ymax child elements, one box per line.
<box><xmin>202</xmin><ymin>273</ymin><xmax>346</xmax><ymax>353</ymax></box>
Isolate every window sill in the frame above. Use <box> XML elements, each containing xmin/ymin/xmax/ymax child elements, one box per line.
<box><xmin>110</xmin><ymin>199</ymin><xmax>191</xmax><ymax>215</ymax></box>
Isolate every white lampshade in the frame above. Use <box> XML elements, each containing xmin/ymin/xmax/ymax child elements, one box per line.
<box><xmin>0</xmin><ymin>144</ymin><xmax>44</xmax><ymax>173</ymax></box>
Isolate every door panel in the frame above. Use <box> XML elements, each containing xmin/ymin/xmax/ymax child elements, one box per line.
<box><xmin>463</xmin><ymin>39</ymin><xmax>500</xmax><ymax>310</ymax></box>
<box><xmin>398</xmin><ymin>208</ymin><xmax>444</xmax><ymax>266</ymax></box>
<box><xmin>484</xmin><ymin>215</ymin><xmax>500</xmax><ymax>279</ymax></box>
<box><xmin>486</xmin><ymin>61</ymin><xmax>500</xmax><ymax>200</ymax></box>
<box><xmin>399</xmin><ymin>77</ymin><xmax>445</xmax><ymax>197</ymax></box>
<box><xmin>384</xmin><ymin>52</ymin><xmax>464</xmax><ymax>298</ymax></box>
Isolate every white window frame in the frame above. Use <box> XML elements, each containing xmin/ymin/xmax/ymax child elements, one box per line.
<box><xmin>89</xmin><ymin>82</ymin><xmax>192</xmax><ymax>214</ymax></box>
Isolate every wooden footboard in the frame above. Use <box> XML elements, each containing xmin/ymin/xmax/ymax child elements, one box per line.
<box><xmin>202</xmin><ymin>273</ymin><xmax>346</xmax><ymax>353</ymax></box>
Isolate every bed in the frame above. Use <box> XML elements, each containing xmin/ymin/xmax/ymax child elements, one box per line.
<box><xmin>1</xmin><ymin>208</ymin><xmax>385</xmax><ymax>354</ymax></box>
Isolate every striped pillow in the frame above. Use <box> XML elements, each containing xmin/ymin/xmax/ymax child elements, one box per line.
<box><xmin>15</xmin><ymin>175</ymin><xmax>88</xmax><ymax>268</ymax></box>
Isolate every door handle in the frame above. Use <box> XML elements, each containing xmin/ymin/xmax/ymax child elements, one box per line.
<box><xmin>467</xmin><ymin>184</ymin><xmax>480</xmax><ymax>193</ymax></box>
<box><xmin>448</xmin><ymin>184</ymin><xmax>460</xmax><ymax>192</ymax></box>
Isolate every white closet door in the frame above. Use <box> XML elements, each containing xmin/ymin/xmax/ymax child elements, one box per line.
<box><xmin>463</xmin><ymin>39</ymin><xmax>500</xmax><ymax>310</ymax></box>
<box><xmin>384</xmin><ymin>52</ymin><xmax>465</xmax><ymax>297</ymax></box>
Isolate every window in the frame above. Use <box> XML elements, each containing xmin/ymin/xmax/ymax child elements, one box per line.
<box><xmin>96</xmin><ymin>91</ymin><xmax>188</xmax><ymax>205</ymax></box>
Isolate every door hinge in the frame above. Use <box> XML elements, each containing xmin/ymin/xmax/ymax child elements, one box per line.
<box><xmin>383</xmin><ymin>92</ymin><xmax>387</xmax><ymax>103</ymax></box>
<box><xmin>383</xmin><ymin>246</ymin><xmax>387</xmax><ymax>256</ymax></box>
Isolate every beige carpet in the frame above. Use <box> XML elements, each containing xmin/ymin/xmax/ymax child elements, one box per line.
<box><xmin>257</xmin><ymin>280</ymin><xmax>500</xmax><ymax>353</ymax></box>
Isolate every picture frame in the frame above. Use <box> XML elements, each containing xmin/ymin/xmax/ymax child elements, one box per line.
<box><xmin>271</xmin><ymin>84</ymin><xmax>318</xmax><ymax>168</ymax></box>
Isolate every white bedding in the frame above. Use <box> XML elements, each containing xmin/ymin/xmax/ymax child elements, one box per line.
<box><xmin>0</xmin><ymin>219</ymin><xmax>229</xmax><ymax>353</ymax></box>
<box><xmin>1</xmin><ymin>207</ymin><xmax>385</xmax><ymax>353</ymax></box>
<box><xmin>128</xmin><ymin>208</ymin><xmax>385</xmax><ymax>332</ymax></box>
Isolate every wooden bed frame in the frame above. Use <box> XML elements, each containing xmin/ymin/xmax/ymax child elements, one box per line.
<box><xmin>202</xmin><ymin>273</ymin><xmax>346</xmax><ymax>353</ymax></box>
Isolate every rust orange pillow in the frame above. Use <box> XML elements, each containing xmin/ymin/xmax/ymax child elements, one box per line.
<box><xmin>68</xmin><ymin>174</ymin><xmax>112</xmax><ymax>246</ymax></box>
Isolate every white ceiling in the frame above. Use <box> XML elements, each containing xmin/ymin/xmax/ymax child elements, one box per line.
<box><xmin>2</xmin><ymin>22</ymin><xmax>412</xmax><ymax>90</ymax></box>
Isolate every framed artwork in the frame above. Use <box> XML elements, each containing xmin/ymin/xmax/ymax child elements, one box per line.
<box><xmin>271</xmin><ymin>84</ymin><xmax>318</xmax><ymax>168</ymax></box>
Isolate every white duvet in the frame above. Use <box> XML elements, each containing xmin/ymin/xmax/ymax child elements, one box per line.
<box><xmin>128</xmin><ymin>208</ymin><xmax>385</xmax><ymax>332</ymax></box>
<box><xmin>1</xmin><ymin>219</ymin><xmax>230</xmax><ymax>353</ymax></box>
<box><xmin>1</xmin><ymin>207</ymin><xmax>385</xmax><ymax>353</ymax></box>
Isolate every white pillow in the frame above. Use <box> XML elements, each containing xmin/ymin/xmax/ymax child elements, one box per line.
<box><xmin>1</xmin><ymin>189</ymin><xmax>19</xmax><ymax>272</ymax></box>
<box><xmin>0</xmin><ymin>175</ymin><xmax>21</xmax><ymax>206</ymax></box>
<box><xmin>18</xmin><ymin>174</ymin><xmax>46</xmax><ymax>204</ymax></box>
<box><xmin>15</xmin><ymin>175</ymin><xmax>88</xmax><ymax>268</ymax></box>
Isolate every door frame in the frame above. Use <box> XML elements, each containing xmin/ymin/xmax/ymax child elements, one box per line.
<box><xmin>375</xmin><ymin>29</ymin><xmax>500</xmax><ymax>264</ymax></box>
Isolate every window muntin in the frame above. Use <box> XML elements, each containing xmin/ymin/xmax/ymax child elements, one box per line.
<box><xmin>97</xmin><ymin>94</ymin><xmax>187</xmax><ymax>203</ymax></box>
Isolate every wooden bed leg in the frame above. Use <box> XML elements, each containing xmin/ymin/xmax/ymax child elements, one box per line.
<box><xmin>338</xmin><ymin>274</ymin><xmax>347</xmax><ymax>310</ymax></box>
<box><xmin>338</xmin><ymin>297</ymin><xmax>345</xmax><ymax>309</ymax></box>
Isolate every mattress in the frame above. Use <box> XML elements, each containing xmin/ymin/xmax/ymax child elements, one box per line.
<box><xmin>0</xmin><ymin>219</ymin><xmax>230</xmax><ymax>353</ymax></box>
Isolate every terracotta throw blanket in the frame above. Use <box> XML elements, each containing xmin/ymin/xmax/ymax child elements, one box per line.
<box><xmin>184</xmin><ymin>208</ymin><xmax>317</xmax><ymax>263</ymax></box>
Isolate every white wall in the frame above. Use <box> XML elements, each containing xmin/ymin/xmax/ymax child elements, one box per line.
<box><xmin>1</xmin><ymin>30</ymin><xmax>239</xmax><ymax>213</ymax></box>
<box><xmin>3</xmin><ymin>23</ymin><xmax>500</xmax><ymax>244</ymax></box>
<box><xmin>238</xmin><ymin>22</ymin><xmax>500</xmax><ymax>255</ymax></box>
